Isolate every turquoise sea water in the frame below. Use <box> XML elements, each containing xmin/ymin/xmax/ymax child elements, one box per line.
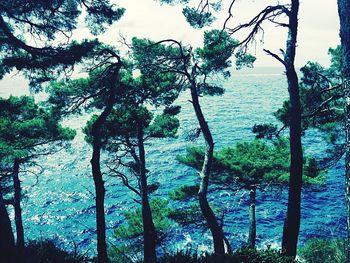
<box><xmin>11</xmin><ymin>68</ymin><xmax>345</xmax><ymax>256</ymax></box>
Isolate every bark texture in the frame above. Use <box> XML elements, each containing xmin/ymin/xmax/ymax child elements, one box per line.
<box><xmin>13</xmin><ymin>159</ymin><xmax>24</xmax><ymax>250</ymax></box>
<box><xmin>90</xmin><ymin>73</ymin><xmax>119</xmax><ymax>263</ymax></box>
<box><xmin>138</xmin><ymin>124</ymin><xmax>157</xmax><ymax>263</ymax></box>
<box><xmin>337</xmin><ymin>0</ymin><xmax>350</xmax><ymax>260</ymax></box>
<box><xmin>247</xmin><ymin>186</ymin><xmax>256</xmax><ymax>249</ymax></box>
<box><xmin>91</xmin><ymin>116</ymin><xmax>109</xmax><ymax>263</ymax></box>
<box><xmin>190</xmin><ymin>82</ymin><xmax>225</xmax><ymax>255</ymax></box>
<box><xmin>282</xmin><ymin>0</ymin><xmax>303</xmax><ymax>258</ymax></box>
<box><xmin>0</xmin><ymin>188</ymin><xmax>15</xmax><ymax>262</ymax></box>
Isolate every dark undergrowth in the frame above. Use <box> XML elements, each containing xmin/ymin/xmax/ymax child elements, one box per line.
<box><xmin>157</xmin><ymin>248</ymin><xmax>296</xmax><ymax>263</ymax></box>
<box><xmin>1</xmin><ymin>238</ymin><xmax>345</xmax><ymax>263</ymax></box>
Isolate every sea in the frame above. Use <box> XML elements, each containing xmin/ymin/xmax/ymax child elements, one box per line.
<box><xmin>1</xmin><ymin>67</ymin><xmax>346</xmax><ymax>257</ymax></box>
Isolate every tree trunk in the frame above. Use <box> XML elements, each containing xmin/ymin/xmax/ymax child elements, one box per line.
<box><xmin>90</xmin><ymin>87</ymin><xmax>118</xmax><ymax>263</ymax></box>
<box><xmin>344</xmin><ymin>80</ymin><xmax>350</xmax><ymax>263</ymax></box>
<box><xmin>337</xmin><ymin>0</ymin><xmax>350</xmax><ymax>260</ymax></box>
<box><xmin>13</xmin><ymin>159</ymin><xmax>24</xmax><ymax>250</ymax></box>
<box><xmin>137</xmin><ymin>123</ymin><xmax>157</xmax><ymax>263</ymax></box>
<box><xmin>89</xmin><ymin>61</ymin><xmax>121</xmax><ymax>263</ymax></box>
<box><xmin>282</xmin><ymin>0</ymin><xmax>303</xmax><ymax>258</ymax></box>
<box><xmin>190</xmin><ymin>82</ymin><xmax>225</xmax><ymax>255</ymax></box>
<box><xmin>247</xmin><ymin>186</ymin><xmax>256</xmax><ymax>249</ymax></box>
<box><xmin>91</xmin><ymin>141</ymin><xmax>108</xmax><ymax>263</ymax></box>
<box><xmin>0</xmin><ymin>188</ymin><xmax>15</xmax><ymax>262</ymax></box>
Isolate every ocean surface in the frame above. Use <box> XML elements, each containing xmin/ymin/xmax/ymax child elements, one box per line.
<box><xmin>4</xmin><ymin>67</ymin><xmax>346</xmax><ymax>256</ymax></box>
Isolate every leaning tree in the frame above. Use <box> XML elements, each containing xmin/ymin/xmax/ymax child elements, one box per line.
<box><xmin>337</xmin><ymin>0</ymin><xmax>350</xmax><ymax>259</ymax></box>
<box><xmin>83</xmin><ymin>63</ymin><xmax>182</xmax><ymax>263</ymax></box>
<box><xmin>178</xmin><ymin>137</ymin><xmax>323</xmax><ymax>249</ymax></box>
<box><xmin>158</xmin><ymin>0</ymin><xmax>303</xmax><ymax>257</ymax></box>
<box><xmin>47</xmin><ymin>49</ymin><xmax>122</xmax><ymax>263</ymax></box>
<box><xmin>131</xmin><ymin>29</ymin><xmax>254</xmax><ymax>255</ymax></box>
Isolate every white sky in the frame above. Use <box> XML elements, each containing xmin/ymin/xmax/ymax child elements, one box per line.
<box><xmin>74</xmin><ymin>0</ymin><xmax>340</xmax><ymax>68</ymax></box>
<box><xmin>0</xmin><ymin>0</ymin><xmax>340</xmax><ymax>97</ymax></box>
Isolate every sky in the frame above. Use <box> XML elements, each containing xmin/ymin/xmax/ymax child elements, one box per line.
<box><xmin>81</xmin><ymin>0</ymin><xmax>340</xmax><ymax>68</ymax></box>
<box><xmin>0</xmin><ymin>0</ymin><xmax>340</xmax><ymax>97</ymax></box>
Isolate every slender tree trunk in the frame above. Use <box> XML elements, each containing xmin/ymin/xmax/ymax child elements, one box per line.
<box><xmin>90</xmin><ymin>61</ymin><xmax>121</xmax><ymax>263</ymax></box>
<box><xmin>12</xmin><ymin>159</ymin><xmax>24</xmax><ymax>250</ymax></box>
<box><xmin>190</xmin><ymin>82</ymin><xmax>225</xmax><ymax>255</ymax></box>
<box><xmin>91</xmin><ymin>87</ymin><xmax>118</xmax><ymax>263</ymax></box>
<box><xmin>337</xmin><ymin>0</ymin><xmax>350</xmax><ymax>260</ymax></box>
<box><xmin>247</xmin><ymin>186</ymin><xmax>256</xmax><ymax>249</ymax></box>
<box><xmin>0</xmin><ymin>188</ymin><xmax>15</xmax><ymax>262</ymax></box>
<box><xmin>344</xmin><ymin>80</ymin><xmax>350</xmax><ymax>263</ymax></box>
<box><xmin>91</xmin><ymin>141</ymin><xmax>108</xmax><ymax>263</ymax></box>
<box><xmin>137</xmin><ymin>123</ymin><xmax>157</xmax><ymax>263</ymax></box>
<box><xmin>282</xmin><ymin>0</ymin><xmax>303</xmax><ymax>258</ymax></box>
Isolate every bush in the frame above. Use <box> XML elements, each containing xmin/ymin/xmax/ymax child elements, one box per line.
<box><xmin>108</xmin><ymin>244</ymin><xmax>136</xmax><ymax>263</ymax></box>
<box><xmin>168</xmin><ymin>204</ymin><xmax>204</xmax><ymax>225</ymax></box>
<box><xmin>233</xmin><ymin>247</ymin><xmax>297</xmax><ymax>263</ymax></box>
<box><xmin>23</xmin><ymin>240</ymin><xmax>84</xmax><ymax>263</ymax></box>
<box><xmin>169</xmin><ymin>185</ymin><xmax>199</xmax><ymax>201</ymax></box>
<box><xmin>299</xmin><ymin>238</ymin><xmax>346</xmax><ymax>263</ymax></box>
<box><xmin>158</xmin><ymin>248</ymin><xmax>297</xmax><ymax>263</ymax></box>
<box><xmin>114</xmin><ymin>198</ymin><xmax>173</xmax><ymax>240</ymax></box>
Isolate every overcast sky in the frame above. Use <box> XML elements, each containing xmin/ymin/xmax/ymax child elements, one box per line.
<box><xmin>0</xmin><ymin>1</ymin><xmax>340</xmax><ymax>97</ymax></box>
<box><xmin>75</xmin><ymin>0</ymin><xmax>340</xmax><ymax>68</ymax></box>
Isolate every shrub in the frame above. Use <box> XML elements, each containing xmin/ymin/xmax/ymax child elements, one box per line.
<box><xmin>168</xmin><ymin>204</ymin><xmax>204</xmax><ymax>225</ymax></box>
<box><xmin>158</xmin><ymin>248</ymin><xmax>297</xmax><ymax>263</ymax></box>
<box><xmin>169</xmin><ymin>185</ymin><xmax>199</xmax><ymax>201</ymax></box>
<box><xmin>114</xmin><ymin>198</ymin><xmax>173</xmax><ymax>240</ymax></box>
<box><xmin>23</xmin><ymin>240</ymin><xmax>84</xmax><ymax>263</ymax></box>
<box><xmin>299</xmin><ymin>238</ymin><xmax>346</xmax><ymax>263</ymax></box>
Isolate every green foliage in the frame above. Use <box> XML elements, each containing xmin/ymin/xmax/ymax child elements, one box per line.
<box><xmin>196</xmin><ymin>29</ymin><xmax>238</xmax><ymax>75</ymax></box>
<box><xmin>157</xmin><ymin>0</ymin><xmax>223</xmax><ymax>29</ymax></box>
<box><xmin>274</xmin><ymin>101</ymin><xmax>291</xmax><ymax>129</ymax></box>
<box><xmin>108</xmin><ymin>244</ymin><xmax>135</xmax><ymax>263</ymax></box>
<box><xmin>177</xmin><ymin>139</ymin><xmax>323</xmax><ymax>188</ymax></box>
<box><xmin>176</xmin><ymin>146</ymin><xmax>204</xmax><ymax>169</ymax></box>
<box><xmin>114</xmin><ymin>198</ymin><xmax>173</xmax><ymax>240</ymax></box>
<box><xmin>135</xmin><ymin>72</ymin><xmax>182</xmax><ymax>108</ymax></box>
<box><xmin>169</xmin><ymin>185</ymin><xmax>199</xmax><ymax>200</ymax></box>
<box><xmin>83</xmin><ymin>105</ymin><xmax>153</xmax><ymax>146</ymax></box>
<box><xmin>47</xmin><ymin>59</ymin><xmax>126</xmax><ymax>112</ymax></box>
<box><xmin>213</xmin><ymin>139</ymin><xmax>290</xmax><ymax>187</ymax></box>
<box><xmin>275</xmin><ymin>46</ymin><xmax>343</xmax><ymax>145</ymax></box>
<box><xmin>197</xmin><ymin>83</ymin><xmax>225</xmax><ymax>96</ymax></box>
<box><xmin>168</xmin><ymin>203</ymin><xmax>205</xmax><ymax>226</ymax></box>
<box><xmin>252</xmin><ymin>123</ymin><xmax>278</xmax><ymax>139</ymax></box>
<box><xmin>46</xmin><ymin>77</ymin><xmax>94</xmax><ymax>114</ymax></box>
<box><xmin>232</xmin><ymin>248</ymin><xmax>297</xmax><ymax>263</ymax></box>
<box><xmin>0</xmin><ymin>1</ymin><xmax>123</xmax><ymax>39</ymax></box>
<box><xmin>328</xmin><ymin>46</ymin><xmax>341</xmax><ymax>75</ymax></box>
<box><xmin>0</xmin><ymin>96</ymin><xmax>75</xmax><ymax>165</ymax></box>
<box><xmin>132</xmin><ymin>29</ymin><xmax>243</xmax><ymax>98</ymax></box>
<box><xmin>131</xmin><ymin>37</ymin><xmax>184</xmax><ymax>81</ymax></box>
<box><xmin>299</xmin><ymin>238</ymin><xmax>346</xmax><ymax>263</ymax></box>
<box><xmin>148</xmin><ymin>182</ymin><xmax>161</xmax><ymax>194</ymax></box>
<box><xmin>0</xmin><ymin>1</ymin><xmax>124</xmax><ymax>88</ymax></box>
<box><xmin>158</xmin><ymin>248</ymin><xmax>297</xmax><ymax>263</ymax></box>
<box><xmin>148</xmin><ymin>114</ymin><xmax>180</xmax><ymax>138</ymax></box>
<box><xmin>182</xmin><ymin>7</ymin><xmax>214</xmax><ymax>28</ymax></box>
<box><xmin>84</xmin><ymin>1</ymin><xmax>125</xmax><ymax>35</ymax></box>
<box><xmin>164</xmin><ymin>105</ymin><xmax>182</xmax><ymax>116</ymax></box>
<box><xmin>235</xmin><ymin>51</ymin><xmax>256</xmax><ymax>70</ymax></box>
<box><xmin>273</xmin><ymin>46</ymin><xmax>346</xmax><ymax>170</ymax></box>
